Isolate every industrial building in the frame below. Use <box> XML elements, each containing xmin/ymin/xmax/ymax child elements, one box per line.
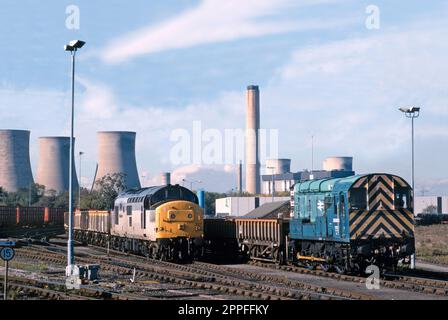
<box><xmin>0</xmin><ymin>129</ymin><xmax>34</xmax><ymax>192</ymax></box>
<box><xmin>215</xmin><ymin>196</ymin><xmax>290</xmax><ymax>217</ymax></box>
<box><xmin>415</xmin><ymin>196</ymin><xmax>448</xmax><ymax>214</ymax></box>
<box><xmin>261</xmin><ymin>157</ymin><xmax>355</xmax><ymax>194</ymax></box>
<box><xmin>36</xmin><ymin>137</ymin><xmax>78</xmax><ymax>194</ymax></box>
<box><xmin>95</xmin><ymin>131</ymin><xmax>141</xmax><ymax>190</ymax></box>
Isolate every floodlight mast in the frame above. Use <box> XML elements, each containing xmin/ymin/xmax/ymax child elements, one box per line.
<box><xmin>65</xmin><ymin>40</ymin><xmax>85</xmax><ymax>278</ymax></box>
<box><xmin>398</xmin><ymin>106</ymin><xmax>420</xmax><ymax>269</ymax></box>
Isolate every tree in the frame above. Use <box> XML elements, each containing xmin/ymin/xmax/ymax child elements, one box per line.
<box><xmin>87</xmin><ymin>173</ymin><xmax>126</xmax><ymax>210</ymax></box>
<box><xmin>2</xmin><ymin>184</ymin><xmax>45</xmax><ymax>207</ymax></box>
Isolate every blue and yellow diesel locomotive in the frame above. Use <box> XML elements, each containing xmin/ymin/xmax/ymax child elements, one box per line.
<box><xmin>289</xmin><ymin>174</ymin><xmax>415</xmax><ymax>273</ymax></box>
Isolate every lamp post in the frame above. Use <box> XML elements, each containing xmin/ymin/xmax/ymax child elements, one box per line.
<box><xmin>78</xmin><ymin>151</ymin><xmax>84</xmax><ymax>210</ymax></box>
<box><xmin>65</xmin><ymin>40</ymin><xmax>85</xmax><ymax>277</ymax></box>
<box><xmin>267</xmin><ymin>166</ymin><xmax>275</xmax><ymax>202</ymax></box>
<box><xmin>399</xmin><ymin>106</ymin><xmax>420</xmax><ymax>269</ymax></box>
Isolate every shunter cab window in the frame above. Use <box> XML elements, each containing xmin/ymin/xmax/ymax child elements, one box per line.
<box><xmin>394</xmin><ymin>187</ymin><xmax>410</xmax><ymax>209</ymax></box>
<box><xmin>349</xmin><ymin>188</ymin><xmax>367</xmax><ymax>210</ymax></box>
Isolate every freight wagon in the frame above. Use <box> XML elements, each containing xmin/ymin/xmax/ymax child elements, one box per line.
<box><xmin>235</xmin><ymin>218</ymin><xmax>289</xmax><ymax>264</ymax></box>
<box><xmin>203</xmin><ymin>217</ymin><xmax>239</xmax><ymax>260</ymax></box>
<box><xmin>0</xmin><ymin>206</ymin><xmax>65</xmax><ymax>238</ymax></box>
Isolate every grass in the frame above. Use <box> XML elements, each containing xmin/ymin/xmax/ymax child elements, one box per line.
<box><xmin>415</xmin><ymin>224</ymin><xmax>448</xmax><ymax>265</ymax></box>
<box><xmin>9</xmin><ymin>261</ymin><xmax>48</xmax><ymax>273</ymax></box>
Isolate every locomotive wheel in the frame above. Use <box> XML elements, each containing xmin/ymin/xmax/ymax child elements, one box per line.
<box><xmin>334</xmin><ymin>265</ymin><xmax>346</xmax><ymax>274</ymax></box>
<box><xmin>149</xmin><ymin>243</ymin><xmax>159</xmax><ymax>259</ymax></box>
<box><xmin>319</xmin><ymin>263</ymin><xmax>330</xmax><ymax>272</ymax></box>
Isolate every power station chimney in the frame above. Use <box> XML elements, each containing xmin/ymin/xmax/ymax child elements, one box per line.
<box><xmin>95</xmin><ymin>131</ymin><xmax>141</xmax><ymax>190</ymax></box>
<box><xmin>237</xmin><ymin>160</ymin><xmax>242</xmax><ymax>194</ymax></box>
<box><xmin>36</xmin><ymin>137</ymin><xmax>78</xmax><ymax>194</ymax></box>
<box><xmin>245</xmin><ymin>85</ymin><xmax>260</xmax><ymax>194</ymax></box>
<box><xmin>0</xmin><ymin>129</ymin><xmax>34</xmax><ymax>192</ymax></box>
<box><xmin>161</xmin><ymin>172</ymin><xmax>171</xmax><ymax>185</ymax></box>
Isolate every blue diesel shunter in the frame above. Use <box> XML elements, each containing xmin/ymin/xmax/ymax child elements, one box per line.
<box><xmin>289</xmin><ymin>173</ymin><xmax>415</xmax><ymax>273</ymax></box>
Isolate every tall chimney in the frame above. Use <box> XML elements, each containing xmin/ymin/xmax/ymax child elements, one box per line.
<box><xmin>237</xmin><ymin>161</ymin><xmax>243</xmax><ymax>194</ymax></box>
<box><xmin>161</xmin><ymin>172</ymin><xmax>171</xmax><ymax>185</ymax></box>
<box><xmin>245</xmin><ymin>85</ymin><xmax>260</xmax><ymax>194</ymax></box>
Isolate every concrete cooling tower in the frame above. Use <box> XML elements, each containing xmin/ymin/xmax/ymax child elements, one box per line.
<box><xmin>265</xmin><ymin>159</ymin><xmax>291</xmax><ymax>175</ymax></box>
<box><xmin>323</xmin><ymin>157</ymin><xmax>353</xmax><ymax>171</ymax></box>
<box><xmin>36</xmin><ymin>137</ymin><xmax>78</xmax><ymax>194</ymax></box>
<box><xmin>0</xmin><ymin>129</ymin><xmax>34</xmax><ymax>192</ymax></box>
<box><xmin>95</xmin><ymin>131</ymin><xmax>141</xmax><ymax>190</ymax></box>
<box><xmin>245</xmin><ymin>85</ymin><xmax>261</xmax><ymax>194</ymax></box>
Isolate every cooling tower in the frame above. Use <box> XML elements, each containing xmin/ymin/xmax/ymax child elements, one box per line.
<box><xmin>161</xmin><ymin>172</ymin><xmax>171</xmax><ymax>185</ymax></box>
<box><xmin>36</xmin><ymin>137</ymin><xmax>78</xmax><ymax>194</ymax></box>
<box><xmin>0</xmin><ymin>129</ymin><xmax>34</xmax><ymax>192</ymax></box>
<box><xmin>245</xmin><ymin>85</ymin><xmax>260</xmax><ymax>194</ymax></box>
<box><xmin>266</xmin><ymin>159</ymin><xmax>291</xmax><ymax>175</ymax></box>
<box><xmin>95</xmin><ymin>131</ymin><xmax>141</xmax><ymax>190</ymax></box>
<box><xmin>323</xmin><ymin>157</ymin><xmax>353</xmax><ymax>171</ymax></box>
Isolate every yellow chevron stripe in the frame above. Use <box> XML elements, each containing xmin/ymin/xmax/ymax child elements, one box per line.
<box><xmin>350</xmin><ymin>211</ymin><xmax>377</xmax><ymax>238</ymax></box>
<box><xmin>350</xmin><ymin>210</ymin><xmax>369</xmax><ymax>228</ymax></box>
<box><xmin>394</xmin><ymin>176</ymin><xmax>407</xmax><ymax>187</ymax></box>
<box><xmin>397</xmin><ymin>209</ymin><xmax>415</xmax><ymax>231</ymax></box>
<box><xmin>365</xmin><ymin>216</ymin><xmax>401</xmax><ymax>237</ymax></box>
<box><xmin>353</xmin><ymin>177</ymin><xmax>367</xmax><ymax>188</ymax></box>
<box><xmin>384</xmin><ymin>213</ymin><xmax>409</xmax><ymax>232</ymax></box>
<box><xmin>369</xmin><ymin>193</ymin><xmax>394</xmax><ymax>209</ymax></box>
<box><xmin>380</xmin><ymin>175</ymin><xmax>394</xmax><ymax>188</ymax></box>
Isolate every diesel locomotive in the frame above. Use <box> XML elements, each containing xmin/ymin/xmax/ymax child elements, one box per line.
<box><xmin>289</xmin><ymin>173</ymin><xmax>415</xmax><ymax>273</ymax></box>
<box><xmin>68</xmin><ymin>184</ymin><xmax>204</xmax><ymax>262</ymax></box>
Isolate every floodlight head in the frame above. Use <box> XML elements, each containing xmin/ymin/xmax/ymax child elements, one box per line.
<box><xmin>410</xmin><ymin>107</ymin><xmax>420</xmax><ymax>113</ymax></box>
<box><xmin>65</xmin><ymin>40</ymin><xmax>86</xmax><ymax>52</ymax></box>
<box><xmin>69</xmin><ymin>40</ymin><xmax>86</xmax><ymax>49</ymax></box>
<box><xmin>399</xmin><ymin>107</ymin><xmax>409</xmax><ymax>113</ymax></box>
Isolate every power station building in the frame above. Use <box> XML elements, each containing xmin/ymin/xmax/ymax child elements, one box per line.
<box><xmin>95</xmin><ymin>131</ymin><xmax>141</xmax><ymax>190</ymax></box>
<box><xmin>261</xmin><ymin>157</ymin><xmax>355</xmax><ymax>194</ymax></box>
<box><xmin>0</xmin><ymin>129</ymin><xmax>34</xmax><ymax>192</ymax></box>
<box><xmin>36</xmin><ymin>137</ymin><xmax>78</xmax><ymax>194</ymax></box>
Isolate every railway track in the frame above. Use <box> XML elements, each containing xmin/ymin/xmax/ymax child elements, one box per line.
<box><xmin>248</xmin><ymin>261</ymin><xmax>448</xmax><ymax>296</ymax></box>
<box><xmin>83</xmin><ymin>245</ymin><xmax>377</xmax><ymax>300</ymax></box>
<box><xmin>14</xmin><ymin>246</ymin><xmax>286</xmax><ymax>300</ymax></box>
<box><xmin>15</xmin><ymin>245</ymin><xmax>371</xmax><ymax>300</ymax></box>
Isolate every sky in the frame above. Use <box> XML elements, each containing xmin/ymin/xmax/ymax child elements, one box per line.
<box><xmin>0</xmin><ymin>0</ymin><xmax>447</xmax><ymax>194</ymax></box>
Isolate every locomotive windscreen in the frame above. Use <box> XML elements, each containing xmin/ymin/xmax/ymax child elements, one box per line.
<box><xmin>147</xmin><ymin>185</ymin><xmax>199</xmax><ymax>208</ymax></box>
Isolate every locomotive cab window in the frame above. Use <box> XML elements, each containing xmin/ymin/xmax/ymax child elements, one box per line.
<box><xmin>349</xmin><ymin>188</ymin><xmax>367</xmax><ymax>210</ymax></box>
<box><xmin>394</xmin><ymin>187</ymin><xmax>410</xmax><ymax>209</ymax></box>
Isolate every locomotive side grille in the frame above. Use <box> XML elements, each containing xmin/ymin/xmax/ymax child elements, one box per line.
<box><xmin>350</xmin><ymin>209</ymin><xmax>414</xmax><ymax>240</ymax></box>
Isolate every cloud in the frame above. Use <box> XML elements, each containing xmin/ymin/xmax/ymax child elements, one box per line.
<box><xmin>100</xmin><ymin>0</ymin><xmax>352</xmax><ymax>63</ymax></box>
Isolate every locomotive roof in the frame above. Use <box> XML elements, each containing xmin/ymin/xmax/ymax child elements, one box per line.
<box><xmin>292</xmin><ymin>173</ymin><xmax>410</xmax><ymax>194</ymax></box>
<box><xmin>115</xmin><ymin>184</ymin><xmax>198</xmax><ymax>206</ymax></box>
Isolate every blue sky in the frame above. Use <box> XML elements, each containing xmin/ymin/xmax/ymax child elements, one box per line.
<box><xmin>0</xmin><ymin>0</ymin><xmax>447</xmax><ymax>193</ymax></box>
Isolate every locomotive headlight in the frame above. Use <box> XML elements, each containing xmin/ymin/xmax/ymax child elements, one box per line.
<box><xmin>170</xmin><ymin>213</ymin><xmax>176</xmax><ymax>220</ymax></box>
<box><xmin>188</xmin><ymin>214</ymin><xmax>193</xmax><ymax>219</ymax></box>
